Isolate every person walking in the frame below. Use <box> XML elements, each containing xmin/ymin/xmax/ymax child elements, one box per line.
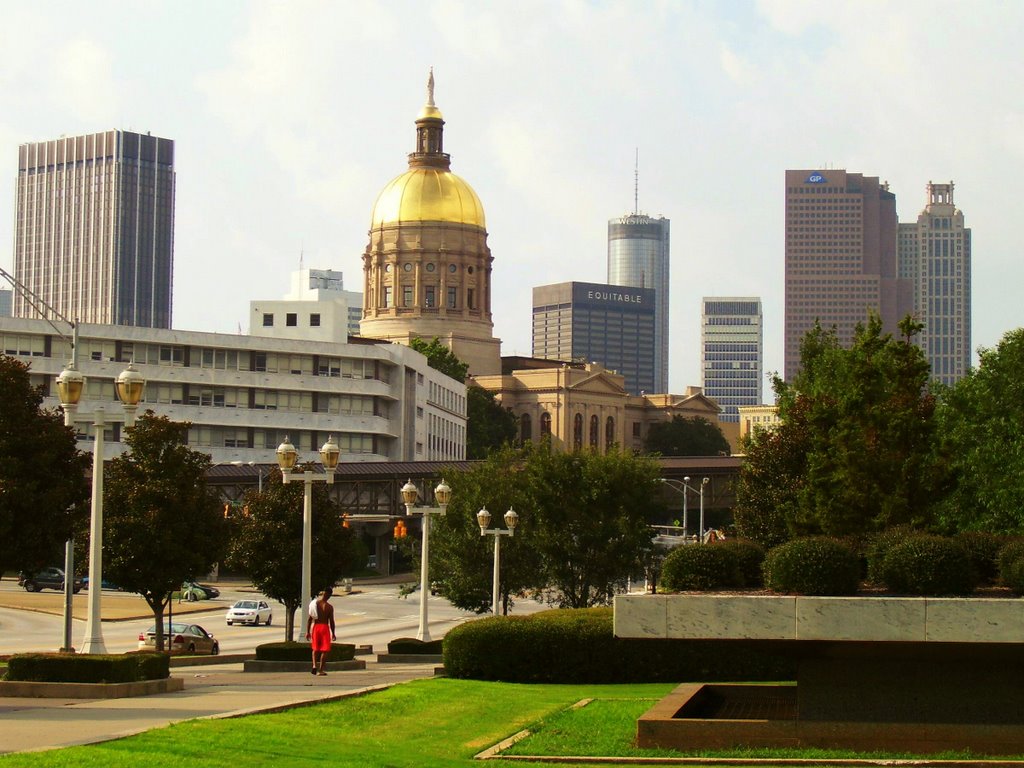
<box><xmin>305</xmin><ymin>587</ymin><xmax>336</xmax><ymax>675</ymax></box>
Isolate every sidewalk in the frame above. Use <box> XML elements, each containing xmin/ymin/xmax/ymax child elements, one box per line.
<box><xmin>0</xmin><ymin>659</ymin><xmax>441</xmax><ymax>755</ymax></box>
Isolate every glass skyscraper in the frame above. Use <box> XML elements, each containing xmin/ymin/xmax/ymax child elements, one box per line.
<box><xmin>13</xmin><ymin>130</ymin><xmax>175</xmax><ymax>328</ymax></box>
<box><xmin>701</xmin><ymin>297</ymin><xmax>763</xmax><ymax>422</ymax></box>
<box><xmin>607</xmin><ymin>214</ymin><xmax>670</xmax><ymax>393</ymax></box>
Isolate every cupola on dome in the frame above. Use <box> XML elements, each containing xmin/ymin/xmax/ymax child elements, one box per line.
<box><xmin>368</xmin><ymin>69</ymin><xmax>486</xmax><ymax>230</ymax></box>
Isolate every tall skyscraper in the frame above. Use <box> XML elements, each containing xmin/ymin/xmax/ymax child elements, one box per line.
<box><xmin>701</xmin><ymin>297</ymin><xmax>763</xmax><ymax>422</ymax></box>
<box><xmin>897</xmin><ymin>182</ymin><xmax>971</xmax><ymax>386</ymax></box>
<box><xmin>784</xmin><ymin>169</ymin><xmax>912</xmax><ymax>381</ymax></box>
<box><xmin>608</xmin><ymin>213</ymin><xmax>670</xmax><ymax>392</ymax></box>
<box><xmin>13</xmin><ymin>130</ymin><xmax>175</xmax><ymax>328</ymax></box>
<box><xmin>0</xmin><ymin>289</ymin><xmax>11</xmax><ymax>317</ymax></box>
<box><xmin>532</xmin><ymin>281</ymin><xmax>656</xmax><ymax>395</ymax></box>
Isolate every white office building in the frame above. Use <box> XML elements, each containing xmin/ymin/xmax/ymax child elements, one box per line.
<box><xmin>701</xmin><ymin>297</ymin><xmax>763</xmax><ymax>423</ymax></box>
<box><xmin>250</xmin><ymin>268</ymin><xmax>363</xmax><ymax>342</ymax></box>
<box><xmin>0</xmin><ymin>316</ymin><xmax>465</xmax><ymax>464</ymax></box>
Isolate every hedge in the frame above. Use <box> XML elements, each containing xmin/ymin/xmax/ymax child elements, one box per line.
<box><xmin>660</xmin><ymin>544</ymin><xmax>740</xmax><ymax>591</ymax></box>
<box><xmin>878</xmin><ymin>534</ymin><xmax>975</xmax><ymax>596</ymax></box>
<box><xmin>255</xmin><ymin>641</ymin><xmax>355</xmax><ymax>662</ymax></box>
<box><xmin>763</xmin><ymin>536</ymin><xmax>861</xmax><ymax>595</ymax></box>
<box><xmin>4</xmin><ymin>652</ymin><xmax>169</xmax><ymax>683</ymax></box>
<box><xmin>442</xmin><ymin>607</ymin><xmax>794</xmax><ymax>684</ymax></box>
<box><xmin>387</xmin><ymin>637</ymin><xmax>443</xmax><ymax>654</ymax></box>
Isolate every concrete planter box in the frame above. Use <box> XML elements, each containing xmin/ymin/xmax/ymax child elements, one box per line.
<box><xmin>616</xmin><ymin>594</ymin><xmax>1024</xmax><ymax>755</ymax></box>
<box><xmin>0</xmin><ymin>677</ymin><xmax>184</xmax><ymax>699</ymax></box>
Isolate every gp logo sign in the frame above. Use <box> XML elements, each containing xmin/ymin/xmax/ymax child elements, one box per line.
<box><xmin>805</xmin><ymin>172</ymin><xmax>827</xmax><ymax>184</ymax></box>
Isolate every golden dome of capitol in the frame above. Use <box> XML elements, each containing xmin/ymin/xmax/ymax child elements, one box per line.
<box><xmin>370</xmin><ymin>168</ymin><xmax>486</xmax><ymax>229</ymax></box>
<box><xmin>368</xmin><ymin>69</ymin><xmax>486</xmax><ymax>230</ymax></box>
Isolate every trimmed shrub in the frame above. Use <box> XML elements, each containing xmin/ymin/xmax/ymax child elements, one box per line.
<box><xmin>255</xmin><ymin>641</ymin><xmax>355</xmax><ymax>662</ymax></box>
<box><xmin>661</xmin><ymin>544</ymin><xmax>741</xmax><ymax>591</ymax></box>
<box><xmin>763</xmin><ymin>537</ymin><xmax>860</xmax><ymax>596</ymax></box>
<box><xmin>998</xmin><ymin>540</ymin><xmax>1024</xmax><ymax>594</ymax></box>
<box><xmin>715</xmin><ymin>539</ymin><xmax>766</xmax><ymax>588</ymax></box>
<box><xmin>879</xmin><ymin>534</ymin><xmax>975</xmax><ymax>596</ymax></box>
<box><xmin>387</xmin><ymin>637</ymin><xmax>443</xmax><ymax>654</ymax></box>
<box><xmin>5</xmin><ymin>652</ymin><xmax>168</xmax><ymax>683</ymax></box>
<box><xmin>864</xmin><ymin>526</ymin><xmax>917</xmax><ymax>584</ymax></box>
<box><xmin>442</xmin><ymin>607</ymin><xmax>795</xmax><ymax>684</ymax></box>
<box><xmin>954</xmin><ymin>531</ymin><xmax>1004</xmax><ymax>586</ymax></box>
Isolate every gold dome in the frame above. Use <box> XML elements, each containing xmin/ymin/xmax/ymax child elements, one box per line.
<box><xmin>370</xmin><ymin>167</ymin><xmax>486</xmax><ymax>229</ymax></box>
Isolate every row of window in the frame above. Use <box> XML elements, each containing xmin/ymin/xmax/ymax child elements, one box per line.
<box><xmin>263</xmin><ymin>312</ymin><xmax>321</xmax><ymax>328</ymax></box>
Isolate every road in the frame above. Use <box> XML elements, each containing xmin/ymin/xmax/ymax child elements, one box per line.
<box><xmin>0</xmin><ymin>579</ymin><xmax>545</xmax><ymax>656</ymax></box>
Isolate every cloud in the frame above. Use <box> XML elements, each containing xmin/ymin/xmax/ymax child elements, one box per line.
<box><xmin>50</xmin><ymin>39</ymin><xmax>118</xmax><ymax>123</ymax></box>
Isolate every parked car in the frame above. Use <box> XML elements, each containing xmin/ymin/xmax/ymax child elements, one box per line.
<box><xmin>17</xmin><ymin>567</ymin><xmax>82</xmax><ymax>594</ymax></box>
<box><xmin>180</xmin><ymin>581</ymin><xmax>220</xmax><ymax>601</ymax></box>
<box><xmin>138</xmin><ymin>622</ymin><xmax>219</xmax><ymax>655</ymax></box>
<box><xmin>225</xmin><ymin>599</ymin><xmax>273</xmax><ymax>626</ymax></box>
<box><xmin>82</xmin><ymin>576</ymin><xmax>122</xmax><ymax>591</ymax></box>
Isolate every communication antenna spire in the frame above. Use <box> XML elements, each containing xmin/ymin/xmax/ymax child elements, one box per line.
<box><xmin>634</xmin><ymin>148</ymin><xmax>639</xmax><ymax>215</ymax></box>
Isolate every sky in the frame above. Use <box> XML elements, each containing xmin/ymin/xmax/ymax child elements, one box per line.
<box><xmin>1</xmin><ymin>0</ymin><xmax>1021</xmax><ymax>393</ymax></box>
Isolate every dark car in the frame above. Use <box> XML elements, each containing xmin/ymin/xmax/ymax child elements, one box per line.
<box><xmin>17</xmin><ymin>567</ymin><xmax>82</xmax><ymax>593</ymax></box>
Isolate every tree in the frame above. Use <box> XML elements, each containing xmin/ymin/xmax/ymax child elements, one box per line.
<box><xmin>466</xmin><ymin>384</ymin><xmax>516</xmax><ymax>459</ymax></box>
<box><xmin>644</xmin><ymin>415</ymin><xmax>731</xmax><ymax>456</ymax></box>
<box><xmin>0</xmin><ymin>355</ymin><xmax>89</xmax><ymax>576</ymax></box>
<box><xmin>735</xmin><ymin>315</ymin><xmax>947</xmax><ymax>542</ymax></box>
<box><xmin>225</xmin><ymin>469</ymin><xmax>363</xmax><ymax>640</ymax></box>
<box><xmin>935</xmin><ymin>328</ymin><xmax>1024</xmax><ymax>533</ymax></box>
<box><xmin>102</xmin><ymin>413</ymin><xmax>227</xmax><ymax>651</ymax></box>
<box><xmin>429</xmin><ymin>444</ymin><xmax>660</xmax><ymax>609</ymax></box>
<box><xmin>409</xmin><ymin>336</ymin><xmax>468</xmax><ymax>382</ymax></box>
<box><xmin>427</xmin><ymin>446</ymin><xmax>542</xmax><ymax>613</ymax></box>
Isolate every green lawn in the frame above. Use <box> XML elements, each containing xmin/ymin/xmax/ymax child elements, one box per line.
<box><xmin>1</xmin><ymin>679</ymin><xmax>1017</xmax><ymax>767</ymax></box>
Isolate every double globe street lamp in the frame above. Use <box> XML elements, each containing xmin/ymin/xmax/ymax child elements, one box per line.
<box><xmin>476</xmin><ymin>507</ymin><xmax>518</xmax><ymax>615</ymax></box>
<box><xmin>401</xmin><ymin>479</ymin><xmax>452</xmax><ymax>642</ymax></box>
<box><xmin>56</xmin><ymin>362</ymin><xmax>146</xmax><ymax>654</ymax></box>
<box><xmin>275</xmin><ymin>435</ymin><xmax>341</xmax><ymax>635</ymax></box>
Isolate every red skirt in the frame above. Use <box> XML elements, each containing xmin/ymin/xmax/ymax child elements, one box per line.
<box><xmin>311</xmin><ymin>623</ymin><xmax>332</xmax><ymax>653</ymax></box>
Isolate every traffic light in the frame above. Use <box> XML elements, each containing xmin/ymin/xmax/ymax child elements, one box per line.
<box><xmin>393</xmin><ymin>519</ymin><xmax>408</xmax><ymax>539</ymax></box>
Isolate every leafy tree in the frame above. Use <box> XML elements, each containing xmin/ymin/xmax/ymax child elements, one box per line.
<box><xmin>409</xmin><ymin>336</ymin><xmax>468</xmax><ymax>382</ymax></box>
<box><xmin>936</xmin><ymin>328</ymin><xmax>1024</xmax><ymax>533</ymax></box>
<box><xmin>644</xmin><ymin>415</ymin><xmax>731</xmax><ymax>456</ymax></box>
<box><xmin>466</xmin><ymin>385</ymin><xmax>516</xmax><ymax>459</ymax></box>
<box><xmin>0</xmin><ymin>356</ymin><xmax>89</xmax><ymax>576</ymax></box>
<box><xmin>735</xmin><ymin>315</ymin><xmax>947</xmax><ymax>542</ymax></box>
<box><xmin>427</xmin><ymin>446</ymin><xmax>542</xmax><ymax>613</ymax></box>
<box><xmin>430</xmin><ymin>445</ymin><xmax>660</xmax><ymax>609</ymax></box>
<box><xmin>225</xmin><ymin>468</ymin><xmax>362</xmax><ymax>640</ymax></box>
<box><xmin>103</xmin><ymin>413</ymin><xmax>227</xmax><ymax>651</ymax></box>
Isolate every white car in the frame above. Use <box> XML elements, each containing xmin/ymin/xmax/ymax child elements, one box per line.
<box><xmin>225</xmin><ymin>599</ymin><xmax>273</xmax><ymax>626</ymax></box>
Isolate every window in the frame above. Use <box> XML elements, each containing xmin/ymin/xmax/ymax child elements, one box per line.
<box><xmin>606</xmin><ymin>417</ymin><xmax>616</xmax><ymax>450</ymax></box>
<box><xmin>425</xmin><ymin>286</ymin><xmax>435</xmax><ymax>307</ymax></box>
<box><xmin>540</xmin><ymin>412</ymin><xmax>552</xmax><ymax>437</ymax></box>
<box><xmin>262</xmin><ymin>313</ymin><xmax>274</xmax><ymax>327</ymax></box>
<box><xmin>590</xmin><ymin>415</ymin><xmax>599</xmax><ymax>448</ymax></box>
<box><xmin>447</xmin><ymin>287</ymin><xmax>457</xmax><ymax>309</ymax></box>
<box><xmin>573</xmin><ymin>413</ymin><xmax>583</xmax><ymax>451</ymax></box>
<box><xmin>310</xmin><ymin>314</ymin><xmax>320</xmax><ymax>327</ymax></box>
<box><xmin>467</xmin><ymin>288</ymin><xmax>475</xmax><ymax>310</ymax></box>
<box><xmin>403</xmin><ymin>286</ymin><xmax>413</xmax><ymax>307</ymax></box>
<box><xmin>384</xmin><ymin>286</ymin><xmax>393</xmax><ymax>308</ymax></box>
<box><xmin>520</xmin><ymin>413</ymin><xmax>532</xmax><ymax>444</ymax></box>
<box><xmin>286</xmin><ymin>313</ymin><xmax>297</xmax><ymax>327</ymax></box>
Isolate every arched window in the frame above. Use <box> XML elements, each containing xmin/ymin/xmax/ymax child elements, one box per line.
<box><xmin>589</xmin><ymin>415</ymin><xmax>599</xmax><ymax>448</ymax></box>
<box><xmin>605</xmin><ymin>416</ymin><xmax>615</xmax><ymax>450</ymax></box>
<box><xmin>520</xmin><ymin>413</ymin><xmax>532</xmax><ymax>444</ymax></box>
<box><xmin>573</xmin><ymin>413</ymin><xmax>584</xmax><ymax>451</ymax></box>
<box><xmin>540</xmin><ymin>412</ymin><xmax>552</xmax><ymax>437</ymax></box>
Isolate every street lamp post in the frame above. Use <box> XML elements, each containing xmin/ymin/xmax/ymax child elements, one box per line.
<box><xmin>401</xmin><ymin>479</ymin><xmax>452</xmax><ymax>642</ymax></box>
<box><xmin>56</xmin><ymin>362</ymin><xmax>145</xmax><ymax>654</ymax></box>
<box><xmin>275</xmin><ymin>435</ymin><xmax>340</xmax><ymax>637</ymax></box>
<box><xmin>476</xmin><ymin>507</ymin><xmax>518</xmax><ymax>615</ymax></box>
<box><xmin>660</xmin><ymin>476</ymin><xmax>710</xmax><ymax>543</ymax></box>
